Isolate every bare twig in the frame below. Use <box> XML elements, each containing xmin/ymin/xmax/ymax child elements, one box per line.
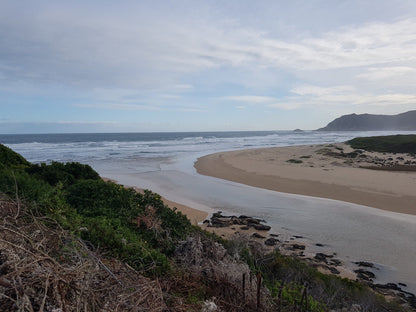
<box><xmin>11</xmin><ymin>172</ymin><xmax>21</xmax><ymax>220</ymax></box>
<box><xmin>39</xmin><ymin>273</ymin><xmax>50</xmax><ymax>312</ymax></box>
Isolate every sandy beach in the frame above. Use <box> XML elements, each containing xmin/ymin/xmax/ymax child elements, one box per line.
<box><xmin>195</xmin><ymin>143</ymin><xmax>416</xmax><ymax>215</ymax></box>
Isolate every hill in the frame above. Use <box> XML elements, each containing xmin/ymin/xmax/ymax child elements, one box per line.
<box><xmin>318</xmin><ymin>111</ymin><xmax>416</xmax><ymax>131</ymax></box>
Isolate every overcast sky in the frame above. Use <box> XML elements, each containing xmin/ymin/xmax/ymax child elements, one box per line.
<box><xmin>1</xmin><ymin>0</ymin><xmax>416</xmax><ymax>133</ymax></box>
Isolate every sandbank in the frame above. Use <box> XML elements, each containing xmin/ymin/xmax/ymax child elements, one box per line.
<box><xmin>194</xmin><ymin>143</ymin><xmax>416</xmax><ymax>215</ymax></box>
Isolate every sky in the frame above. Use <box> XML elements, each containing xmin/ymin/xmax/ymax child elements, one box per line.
<box><xmin>1</xmin><ymin>0</ymin><xmax>416</xmax><ymax>133</ymax></box>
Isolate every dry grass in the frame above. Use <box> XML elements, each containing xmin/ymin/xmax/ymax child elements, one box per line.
<box><xmin>0</xmin><ymin>197</ymin><xmax>166</xmax><ymax>312</ymax></box>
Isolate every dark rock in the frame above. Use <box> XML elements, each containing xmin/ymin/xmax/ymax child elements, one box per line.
<box><xmin>355</xmin><ymin>269</ymin><xmax>375</xmax><ymax>281</ymax></box>
<box><xmin>238</xmin><ymin>215</ymin><xmax>249</xmax><ymax>219</ymax></box>
<box><xmin>329</xmin><ymin>259</ymin><xmax>342</xmax><ymax>266</ymax></box>
<box><xmin>314</xmin><ymin>253</ymin><xmax>334</xmax><ymax>262</ymax></box>
<box><xmin>212</xmin><ymin>211</ymin><xmax>223</xmax><ymax>218</ymax></box>
<box><xmin>398</xmin><ymin>282</ymin><xmax>407</xmax><ymax>287</ymax></box>
<box><xmin>210</xmin><ymin>217</ymin><xmax>232</xmax><ymax>227</ymax></box>
<box><xmin>246</xmin><ymin>218</ymin><xmax>260</xmax><ymax>225</ymax></box>
<box><xmin>291</xmin><ymin>244</ymin><xmax>305</xmax><ymax>250</ymax></box>
<box><xmin>293</xmin><ymin>235</ymin><xmax>304</xmax><ymax>239</ymax></box>
<box><xmin>269</xmin><ymin>233</ymin><xmax>279</xmax><ymax>237</ymax></box>
<box><xmin>264</xmin><ymin>238</ymin><xmax>279</xmax><ymax>246</ymax></box>
<box><xmin>251</xmin><ymin>233</ymin><xmax>266</xmax><ymax>239</ymax></box>
<box><xmin>354</xmin><ymin>261</ymin><xmax>374</xmax><ymax>268</ymax></box>
<box><xmin>240</xmin><ymin>226</ymin><xmax>250</xmax><ymax>230</ymax></box>
<box><xmin>328</xmin><ymin>266</ymin><xmax>340</xmax><ymax>274</ymax></box>
<box><xmin>372</xmin><ymin>283</ymin><xmax>401</xmax><ymax>291</ymax></box>
<box><xmin>230</xmin><ymin>217</ymin><xmax>244</xmax><ymax>225</ymax></box>
<box><xmin>202</xmin><ymin>219</ymin><xmax>210</xmax><ymax>224</ymax></box>
<box><xmin>315</xmin><ymin>243</ymin><xmax>325</xmax><ymax>247</ymax></box>
<box><xmin>252</xmin><ymin>224</ymin><xmax>271</xmax><ymax>231</ymax></box>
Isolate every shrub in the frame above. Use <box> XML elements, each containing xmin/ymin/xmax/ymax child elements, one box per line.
<box><xmin>0</xmin><ymin>144</ymin><xmax>30</xmax><ymax>168</ymax></box>
<box><xmin>286</xmin><ymin>159</ymin><xmax>303</xmax><ymax>164</ymax></box>
<box><xmin>0</xmin><ymin>168</ymin><xmax>52</xmax><ymax>204</ymax></box>
<box><xmin>347</xmin><ymin>135</ymin><xmax>416</xmax><ymax>153</ymax></box>
<box><xmin>66</xmin><ymin>179</ymin><xmax>138</xmax><ymax>221</ymax></box>
<box><xmin>26</xmin><ymin>161</ymin><xmax>100</xmax><ymax>187</ymax></box>
<box><xmin>80</xmin><ymin>216</ymin><xmax>170</xmax><ymax>274</ymax></box>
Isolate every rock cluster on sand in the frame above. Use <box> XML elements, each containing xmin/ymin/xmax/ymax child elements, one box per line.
<box><xmin>351</xmin><ymin>261</ymin><xmax>416</xmax><ymax>307</ymax></box>
<box><xmin>202</xmin><ymin>212</ymin><xmax>416</xmax><ymax>307</ymax></box>
<box><xmin>205</xmin><ymin>211</ymin><xmax>271</xmax><ymax>231</ymax></box>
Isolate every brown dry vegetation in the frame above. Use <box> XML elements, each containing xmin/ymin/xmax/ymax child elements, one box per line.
<box><xmin>0</xmin><ymin>198</ymin><xmax>166</xmax><ymax>312</ymax></box>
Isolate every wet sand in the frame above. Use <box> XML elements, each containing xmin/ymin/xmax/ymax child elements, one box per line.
<box><xmin>194</xmin><ymin>143</ymin><xmax>416</xmax><ymax>215</ymax></box>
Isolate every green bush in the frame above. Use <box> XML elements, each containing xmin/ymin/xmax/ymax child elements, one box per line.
<box><xmin>0</xmin><ymin>144</ymin><xmax>30</xmax><ymax>168</ymax></box>
<box><xmin>80</xmin><ymin>216</ymin><xmax>170</xmax><ymax>274</ymax></box>
<box><xmin>0</xmin><ymin>168</ymin><xmax>53</xmax><ymax>203</ymax></box>
<box><xmin>286</xmin><ymin>159</ymin><xmax>303</xmax><ymax>163</ymax></box>
<box><xmin>347</xmin><ymin>135</ymin><xmax>416</xmax><ymax>153</ymax></box>
<box><xmin>66</xmin><ymin>179</ymin><xmax>138</xmax><ymax>220</ymax></box>
<box><xmin>136</xmin><ymin>190</ymin><xmax>193</xmax><ymax>244</ymax></box>
<box><xmin>26</xmin><ymin>161</ymin><xmax>100</xmax><ymax>187</ymax></box>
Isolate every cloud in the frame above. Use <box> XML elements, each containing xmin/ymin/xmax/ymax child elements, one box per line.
<box><xmin>222</xmin><ymin>95</ymin><xmax>276</xmax><ymax>103</ymax></box>
<box><xmin>268</xmin><ymin>84</ymin><xmax>416</xmax><ymax>110</ymax></box>
<box><xmin>357</xmin><ymin>66</ymin><xmax>416</xmax><ymax>81</ymax></box>
<box><xmin>75</xmin><ymin>103</ymin><xmax>160</xmax><ymax>111</ymax></box>
<box><xmin>0</xmin><ymin>1</ymin><xmax>415</xmax><ymax>129</ymax></box>
<box><xmin>1</xmin><ymin>1</ymin><xmax>415</xmax><ymax>93</ymax></box>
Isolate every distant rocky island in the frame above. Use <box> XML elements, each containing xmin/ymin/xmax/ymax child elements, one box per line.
<box><xmin>318</xmin><ymin>110</ymin><xmax>416</xmax><ymax>131</ymax></box>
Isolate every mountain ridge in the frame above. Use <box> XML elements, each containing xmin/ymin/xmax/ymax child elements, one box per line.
<box><xmin>318</xmin><ymin>110</ymin><xmax>416</xmax><ymax>131</ymax></box>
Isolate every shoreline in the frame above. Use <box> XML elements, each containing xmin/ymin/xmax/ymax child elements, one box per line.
<box><xmin>194</xmin><ymin>143</ymin><xmax>416</xmax><ymax>215</ymax></box>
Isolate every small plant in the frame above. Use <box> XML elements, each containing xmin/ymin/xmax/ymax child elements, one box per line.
<box><xmin>287</xmin><ymin>159</ymin><xmax>303</xmax><ymax>164</ymax></box>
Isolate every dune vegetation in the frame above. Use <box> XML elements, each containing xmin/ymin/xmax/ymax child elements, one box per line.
<box><xmin>347</xmin><ymin>135</ymin><xmax>416</xmax><ymax>154</ymax></box>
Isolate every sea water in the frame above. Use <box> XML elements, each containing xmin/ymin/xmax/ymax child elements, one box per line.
<box><xmin>2</xmin><ymin>130</ymin><xmax>416</xmax><ymax>293</ymax></box>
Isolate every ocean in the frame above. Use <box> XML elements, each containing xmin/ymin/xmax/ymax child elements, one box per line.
<box><xmin>2</xmin><ymin>130</ymin><xmax>416</xmax><ymax>293</ymax></box>
<box><xmin>0</xmin><ymin>130</ymin><xmax>405</xmax><ymax>164</ymax></box>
